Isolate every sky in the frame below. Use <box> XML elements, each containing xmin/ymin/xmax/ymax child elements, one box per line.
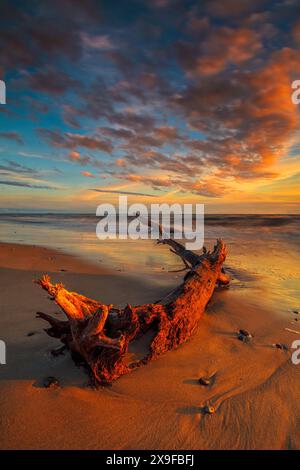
<box><xmin>0</xmin><ymin>0</ymin><xmax>300</xmax><ymax>213</ymax></box>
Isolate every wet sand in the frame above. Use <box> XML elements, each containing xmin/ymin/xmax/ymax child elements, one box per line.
<box><xmin>0</xmin><ymin>242</ymin><xmax>299</xmax><ymax>450</ymax></box>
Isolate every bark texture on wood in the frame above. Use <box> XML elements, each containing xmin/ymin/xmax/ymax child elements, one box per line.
<box><xmin>36</xmin><ymin>238</ymin><xmax>229</xmax><ymax>384</ymax></box>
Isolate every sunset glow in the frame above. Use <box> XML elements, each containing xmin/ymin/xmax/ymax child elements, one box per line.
<box><xmin>0</xmin><ymin>0</ymin><xmax>300</xmax><ymax>213</ymax></box>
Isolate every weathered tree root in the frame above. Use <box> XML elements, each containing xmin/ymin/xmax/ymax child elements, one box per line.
<box><xmin>36</xmin><ymin>238</ymin><xmax>229</xmax><ymax>384</ymax></box>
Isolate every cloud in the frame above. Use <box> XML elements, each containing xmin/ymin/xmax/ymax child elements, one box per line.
<box><xmin>40</xmin><ymin>130</ymin><xmax>113</xmax><ymax>153</ymax></box>
<box><xmin>153</xmin><ymin>125</ymin><xmax>182</xmax><ymax>141</ymax></box>
<box><xmin>204</xmin><ymin>0</ymin><xmax>266</xmax><ymax>18</ymax></box>
<box><xmin>177</xmin><ymin>26</ymin><xmax>262</xmax><ymax>76</ymax></box>
<box><xmin>149</xmin><ymin>0</ymin><xmax>171</xmax><ymax>8</ymax></box>
<box><xmin>0</xmin><ymin>160</ymin><xmax>38</xmax><ymax>176</ymax></box>
<box><xmin>90</xmin><ymin>188</ymin><xmax>158</xmax><ymax>197</ymax></box>
<box><xmin>69</xmin><ymin>151</ymin><xmax>81</xmax><ymax>160</ymax></box>
<box><xmin>0</xmin><ymin>0</ymin><xmax>99</xmax><ymax>71</ymax></box>
<box><xmin>177</xmin><ymin>178</ymin><xmax>229</xmax><ymax>197</ymax></box>
<box><xmin>172</xmin><ymin>47</ymin><xmax>300</xmax><ymax>181</ymax></box>
<box><xmin>97</xmin><ymin>126</ymin><xmax>135</xmax><ymax>140</ymax></box>
<box><xmin>62</xmin><ymin>104</ymin><xmax>81</xmax><ymax>128</ymax></box>
<box><xmin>76</xmin><ymin>79</ymin><xmax>115</xmax><ymax>120</ymax></box>
<box><xmin>1</xmin><ymin>0</ymin><xmax>300</xmax><ymax>205</ymax></box>
<box><xmin>114</xmin><ymin>124</ymin><xmax>185</xmax><ymax>154</ymax></box>
<box><xmin>186</xmin><ymin>15</ymin><xmax>210</xmax><ymax>35</ymax></box>
<box><xmin>115</xmin><ymin>158</ymin><xmax>126</xmax><ymax>167</ymax></box>
<box><xmin>81</xmin><ymin>170</ymin><xmax>95</xmax><ymax>178</ymax></box>
<box><xmin>114</xmin><ymin>173</ymin><xmax>228</xmax><ymax>197</ymax></box>
<box><xmin>68</xmin><ymin>151</ymin><xmax>92</xmax><ymax>165</ymax></box>
<box><xmin>0</xmin><ymin>132</ymin><xmax>24</xmax><ymax>144</ymax></box>
<box><xmin>81</xmin><ymin>33</ymin><xmax>115</xmax><ymax>50</ymax></box>
<box><xmin>120</xmin><ymin>150</ymin><xmax>200</xmax><ymax>177</ymax></box>
<box><xmin>107</xmin><ymin>111</ymin><xmax>156</xmax><ymax>133</ymax></box>
<box><xmin>119</xmin><ymin>174</ymin><xmax>171</xmax><ymax>188</ymax></box>
<box><xmin>28</xmin><ymin>67</ymin><xmax>80</xmax><ymax>95</ymax></box>
<box><xmin>0</xmin><ymin>180</ymin><xmax>57</xmax><ymax>189</ymax></box>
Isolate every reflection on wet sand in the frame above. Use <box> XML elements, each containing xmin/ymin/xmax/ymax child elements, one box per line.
<box><xmin>0</xmin><ymin>213</ymin><xmax>299</xmax><ymax>312</ymax></box>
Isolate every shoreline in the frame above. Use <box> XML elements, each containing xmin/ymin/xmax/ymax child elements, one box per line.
<box><xmin>0</xmin><ymin>242</ymin><xmax>299</xmax><ymax>449</ymax></box>
<box><xmin>0</xmin><ymin>241</ymin><xmax>110</xmax><ymax>274</ymax></box>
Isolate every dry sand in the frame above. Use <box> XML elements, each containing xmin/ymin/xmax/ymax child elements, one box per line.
<box><xmin>0</xmin><ymin>242</ymin><xmax>299</xmax><ymax>450</ymax></box>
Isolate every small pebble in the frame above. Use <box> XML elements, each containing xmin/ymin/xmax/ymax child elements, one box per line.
<box><xmin>239</xmin><ymin>329</ymin><xmax>252</xmax><ymax>338</ymax></box>
<box><xmin>51</xmin><ymin>346</ymin><xmax>66</xmax><ymax>357</ymax></box>
<box><xmin>293</xmin><ymin>310</ymin><xmax>299</xmax><ymax>315</ymax></box>
<box><xmin>43</xmin><ymin>376</ymin><xmax>60</xmax><ymax>388</ymax></box>
<box><xmin>198</xmin><ymin>376</ymin><xmax>211</xmax><ymax>386</ymax></box>
<box><xmin>237</xmin><ymin>329</ymin><xmax>253</xmax><ymax>342</ymax></box>
<box><xmin>274</xmin><ymin>343</ymin><xmax>289</xmax><ymax>351</ymax></box>
<box><xmin>238</xmin><ymin>334</ymin><xmax>251</xmax><ymax>342</ymax></box>
<box><xmin>203</xmin><ymin>405</ymin><xmax>215</xmax><ymax>415</ymax></box>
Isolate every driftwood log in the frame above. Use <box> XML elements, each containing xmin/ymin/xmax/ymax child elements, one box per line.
<box><xmin>36</xmin><ymin>237</ymin><xmax>229</xmax><ymax>385</ymax></box>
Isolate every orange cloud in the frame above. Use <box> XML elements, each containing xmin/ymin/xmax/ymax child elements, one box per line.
<box><xmin>178</xmin><ymin>27</ymin><xmax>261</xmax><ymax>76</ymax></box>
<box><xmin>69</xmin><ymin>151</ymin><xmax>81</xmax><ymax>160</ymax></box>
<box><xmin>80</xmin><ymin>171</ymin><xmax>95</xmax><ymax>178</ymax></box>
<box><xmin>174</xmin><ymin>46</ymin><xmax>300</xmax><ymax>187</ymax></box>
<box><xmin>115</xmin><ymin>158</ymin><xmax>126</xmax><ymax>167</ymax></box>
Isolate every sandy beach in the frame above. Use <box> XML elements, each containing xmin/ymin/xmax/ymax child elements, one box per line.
<box><xmin>0</xmin><ymin>241</ymin><xmax>299</xmax><ymax>450</ymax></box>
